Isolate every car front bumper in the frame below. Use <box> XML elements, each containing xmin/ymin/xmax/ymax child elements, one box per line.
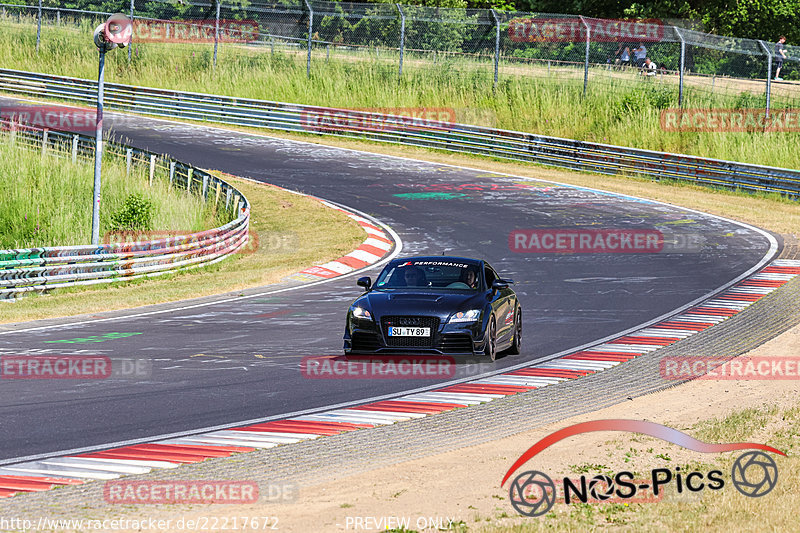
<box><xmin>344</xmin><ymin>316</ymin><xmax>486</xmax><ymax>356</ymax></box>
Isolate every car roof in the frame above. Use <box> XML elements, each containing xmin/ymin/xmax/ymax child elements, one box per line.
<box><xmin>389</xmin><ymin>256</ymin><xmax>483</xmax><ymax>265</ymax></box>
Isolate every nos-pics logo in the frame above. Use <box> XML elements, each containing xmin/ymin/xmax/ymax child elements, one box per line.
<box><xmin>501</xmin><ymin>419</ymin><xmax>783</xmax><ymax>517</ymax></box>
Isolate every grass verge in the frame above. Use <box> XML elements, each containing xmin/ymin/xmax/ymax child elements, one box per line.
<box><xmin>0</xmin><ymin>173</ymin><xmax>365</xmax><ymax>324</ymax></box>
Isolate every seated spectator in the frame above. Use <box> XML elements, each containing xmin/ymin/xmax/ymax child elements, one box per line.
<box><xmin>633</xmin><ymin>43</ymin><xmax>647</xmax><ymax>67</ymax></box>
<box><xmin>641</xmin><ymin>57</ymin><xmax>657</xmax><ymax>76</ymax></box>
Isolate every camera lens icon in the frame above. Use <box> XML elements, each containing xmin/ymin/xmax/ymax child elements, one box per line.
<box><xmin>509</xmin><ymin>470</ymin><xmax>556</xmax><ymax>517</ymax></box>
<box><xmin>731</xmin><ymin>451</ymin><xmax>778</xmax><ymax>498</ymax></box>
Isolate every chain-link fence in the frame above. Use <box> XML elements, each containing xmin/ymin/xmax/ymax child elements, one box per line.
<box><xmin>2</xmin><ymin>0</ymin><xmax>799</xmax><ymax>114</ymax></box>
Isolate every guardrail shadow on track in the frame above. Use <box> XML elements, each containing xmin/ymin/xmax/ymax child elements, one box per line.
<box><xmin>0</xmin><ymin>118</ymin><xmax>250</xmax><ymax>300</ymax></box>
<box><xmin>1</xmin><ymin>68</ymin><xmax>797</xmax><ymax>199</ymax></box>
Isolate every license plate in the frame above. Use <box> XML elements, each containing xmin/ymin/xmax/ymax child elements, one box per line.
<box><xmin>388</xmin><ymin>327</ymin><xmax>430</xmax><ymax>337</ymax></box>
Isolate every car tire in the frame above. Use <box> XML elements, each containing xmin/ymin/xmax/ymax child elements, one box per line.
<box><xmin>484</xmin><ymin>316</ymin><xmax>497</xmax><ymax>362</ymax></box>
<box><xmin>507</xmin><ymin>306</ymin><xmax>522</xmax><ymax>355</ymax></box>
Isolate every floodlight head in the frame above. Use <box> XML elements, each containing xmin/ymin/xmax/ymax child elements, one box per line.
<box><xmin>93</xmin><ymin>24</ymin><xmax>117</xmax><ymax>51</ymax></box>
<box><xmin>104</xmin><ymin>14</ymin><xmax>132</xmax><ymax>48</ymax></box>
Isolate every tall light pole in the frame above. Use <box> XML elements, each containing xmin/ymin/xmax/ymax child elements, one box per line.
<box><xmin>91</xmin><ymin>14</ymin><xmax>131</xmax><ymax>245</ymax></box>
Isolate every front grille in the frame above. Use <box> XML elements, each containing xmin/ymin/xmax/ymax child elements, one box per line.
<box><xmin>437</xmin><ymin>334</ymin><xmax>473</xmax><ymax>353</ymax></box>
<box><xmin>351</xmin><ymin>332</ymin><xmax>381</xmax><ymax>352</ymax></box>
<box><xmin>381</xmin><ymin>316</ymin><xmax>439</xmax><ymax>347</ymax></box>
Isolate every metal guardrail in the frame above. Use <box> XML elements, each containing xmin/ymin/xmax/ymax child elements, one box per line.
<box><xmin>1</xmin><ymin>68</ymin><xmax>798</xmax><ymax>198</ymax></box>
<box><xmin>0</xmin><ymin>118</ymin><xmax>250</xmax><ymax>300</ymax></box>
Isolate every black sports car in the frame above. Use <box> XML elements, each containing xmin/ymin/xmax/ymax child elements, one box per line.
<box><xmin>343</xmin><ymin>256</ymin><xmax>521</xmax><ymax>360</ymax></box>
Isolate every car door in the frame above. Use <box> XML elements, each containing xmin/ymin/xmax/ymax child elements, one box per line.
<box><xmin>483</xmin><ymin>263</ymin><xmax>508</xmax><ymax>344</ymax></box>
<box><xmin>484</xmin><ymin>263</ymin><xmax>513</xmax><ymax>343</ymax></box>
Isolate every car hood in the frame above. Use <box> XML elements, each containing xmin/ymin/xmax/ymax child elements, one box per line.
<box><xmin>355</xmin><ymin>290</ymin><xmax>485</xmax><ymax>320</ymax></box>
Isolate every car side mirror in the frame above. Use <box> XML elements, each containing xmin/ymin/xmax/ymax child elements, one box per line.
<box><xmin>357</xmin><ymin>276</ymin><xmax>372</xmax><ymax>291</ymax></box>
<box><xmin>492</xmin><ymin>279</ymin><xmax>509</xmax><ymax>291</ymax></box>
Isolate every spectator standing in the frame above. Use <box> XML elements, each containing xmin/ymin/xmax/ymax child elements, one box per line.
<box><xmin>617</xmin><ymin>46</ymin><xmax>631</xmax><ymax>68</ymax></box>
<box><xmin>633</xmin><ymin>43</ymin><xmax>647</xmax><ymax>67</ymax></box>
<box><xmin>775</xmin><ymin>36</ymin><xmax>787</xmax><ymax>81</ymax></box>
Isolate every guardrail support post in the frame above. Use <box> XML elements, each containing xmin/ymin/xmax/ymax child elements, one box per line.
<box><xmin>56</xmin><ymin>9</ymin><xmax>60</xmax><ymax>25</ymax></box>
<box><xmin>579</xmin><ymin>15</ymin><xmax>590</xmax><ymax>96</ymax></box>
<box><xmin>149</xmin><ymin>154</ymin><xmax>156</xmax><ymax>186</ymax></box>
<box><xmin>169</xmin><ymin>160</ymin><xmax>175</xmax><ymax>188</ymax></box>
<box><xmin>675</xmin><ymin>27</ymin><xmax>685</xmax><ymax>107</ymax></box>
<box><xmin>36</xmin><ymin>0</ymin><xmax>42</xmax><ymax>52</ymax></box>
<box><xmin>491</xmin><ymin>9</ymin><xmax>500</xmax><ymax>89</ymax></box>
<box><xmin>202</xmin><ymin>174</ymin><xmax>209</xmax><ymax>199</ymax></box>
<box><xmin>396</xmin><ymin>4</ymin><xmax>405</xmax><ymax>79</ymax></box>
<box><xmin>758</xmin><ymin>40</ymin><xmax>772</xmax><ymax>118</ymax></box>
<box><xmin>72</xmin><ymin>134</ymin><xmax>79</xmax><ymax>163</ymax></box>
<box><xmin>304</xmin><ymin>0</ymin><xmax>313</xmax><ymax>78</ymax></box>
<box><xmin>226</xmin><ymin>187</ymin><xmax>232</xmax><ymax>209</ymax></box>
<box><xmin>213</xmin><ymin>0</ymin><xmax>220</xmax><ymax>69</ymax></box>
<box><xmin>128</xmin><ymin>0</ymin><xmax>134</xmax><ymax>62</ymax></box>
<box><xmin>126</xmin><ymin>148</ymin><xmax>133</xmax><ymax>175</ymax></box>
<box><xmin>187</xmin><ymin>168</ymin><xmax>193</xmax><ymax>192</ymax></box>
<box><xmin>41</xmin><ymin>129</ymin><xmax>48</xmax><ymax>156</ymax></box>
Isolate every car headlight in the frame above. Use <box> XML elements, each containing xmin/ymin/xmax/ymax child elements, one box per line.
<box><xmin>449</xmin><ymin>309</ymin><xmax>481</xmax><ymax>323</ymax></box>
<box><xmin>351</xmin><ymin>306</ymin><xmax>372</xmax><ymax>320</ymax></box>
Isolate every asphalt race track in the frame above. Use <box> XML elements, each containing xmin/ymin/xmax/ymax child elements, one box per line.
<box><xmin>0</xmin><ymin>99</ymin><xmax>778</xmax><ymax>462</ymax></box>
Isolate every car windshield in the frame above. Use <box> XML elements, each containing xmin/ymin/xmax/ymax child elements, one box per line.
<box><xmin>374</xmin><ymin>260</ymin><xmax>482</xmax><ymax>291</ymax></box>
